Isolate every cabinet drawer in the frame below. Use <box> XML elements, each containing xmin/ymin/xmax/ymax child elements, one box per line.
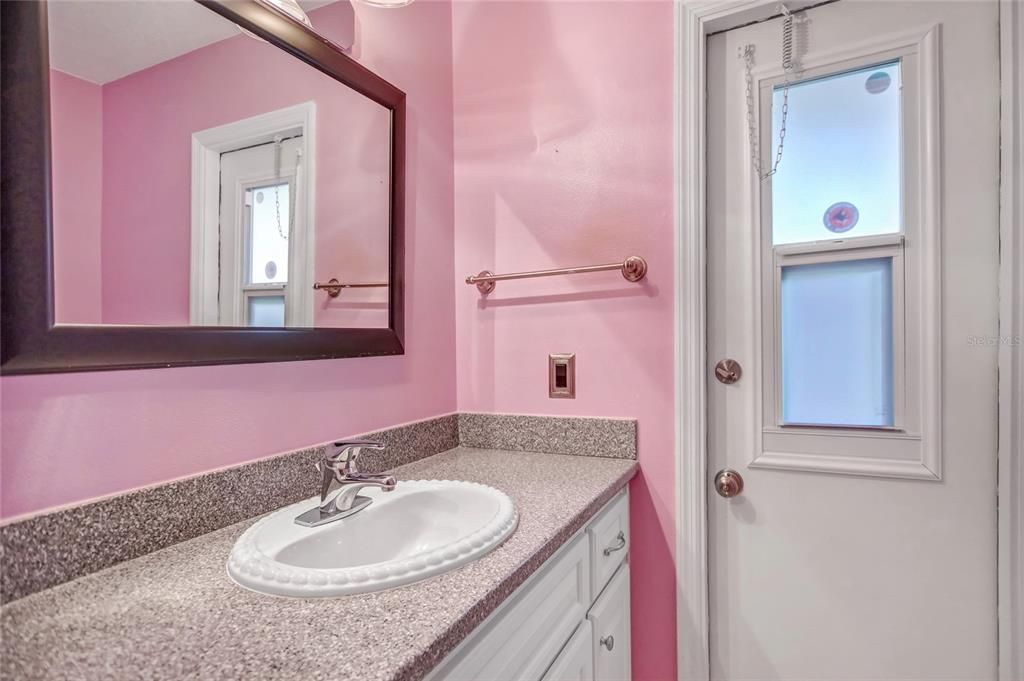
<box><xmin>542</xmin><ymin>620</ymin><xmax>594</xmax><ymax>681</ymax></box>
<box><xmin>429</xmin><ymin>534</ymin><xmax>591</xmax><ymax>681</ymax></box>
<box><xmin>587</xmin><ymin>563</ymin><xmax>631</xmax><ymax>681</ymax></box>
<box><xmin>587</xmin><ymin>490</ymin><xmax>629</xmax><ymax>598</ymax></box>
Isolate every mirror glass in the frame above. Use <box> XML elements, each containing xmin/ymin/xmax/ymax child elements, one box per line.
<box><xmin>47</xmin><ymin>0</ymin><xmax>392</xmax><ymax>329</ymax></box>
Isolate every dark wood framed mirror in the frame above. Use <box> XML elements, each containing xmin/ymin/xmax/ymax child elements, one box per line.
<box><xmin>1</xmin><ymin>0</ymin><xmax>406</xmax><ymax>375</ymax></box>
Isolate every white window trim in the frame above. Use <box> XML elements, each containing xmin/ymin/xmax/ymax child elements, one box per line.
<box><xmin>189</xmin><ymin>101</ymin><xmax>316</xmax><ymax>327</ymax></box>
<box><xmin>746</xmin><ymin>25</ymin><xmax>943</xmax><ymax>481</ymax></box>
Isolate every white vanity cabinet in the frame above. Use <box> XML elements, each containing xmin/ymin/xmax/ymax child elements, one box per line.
<box><xmin>429</xmin><ymin>489</ymin><xmax>631</xmax><ymax>681</ymax></box>
<box><xmin>542</xmin><ymin>620</ymin><xmax>594</xmax><ymax>681</ymax></box>
<box><xmin>587</xmin><ymin>563</ymin><xmax>631</xmax><ymax>681</ymax></box>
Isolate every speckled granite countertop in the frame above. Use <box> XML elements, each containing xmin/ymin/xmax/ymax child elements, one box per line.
<box><xmin>1</xmin><ymin>447</ymin><xmax>637</xmax><ymax>681</ymax></box>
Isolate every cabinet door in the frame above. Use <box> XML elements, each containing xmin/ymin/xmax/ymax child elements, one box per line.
<box><xmin>542</xmin><ymin>620</ymin><xmax>594</xmax><ymax>681</ymax></box>
<box><xmin>587</xmin><ymin>563</ymin><xmax>631</xmax><ymax>681</ymax></box>
<box><xmin>428</xmin><ymin>535</ymin><xmax>590</xmax><ymax>681</ymax></box>
<box><xmin>588</xmin><ymin>491</ymin><xmax>629</xmax><ymax>598</ymax></box>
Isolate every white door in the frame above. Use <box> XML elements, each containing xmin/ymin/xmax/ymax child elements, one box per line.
<box><xmin>706</xmin><ymin>2</ymin><xmax>1000</xmax><ymax>679</ymax></box>
<box><xmin>218</xmin><ymin>135</ymin><xmax>308</xmax><ymax>327</ymax></box>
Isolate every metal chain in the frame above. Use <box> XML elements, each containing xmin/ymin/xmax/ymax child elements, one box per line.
<box><xmin>744</xmin><ymin>5</ymin><xmax>795</xmax><ymax>180</ymax></box>
<box><xmin>273</xmin><ymin>138</ymin><xmax>301</xmax><ymax>241</ymax></box>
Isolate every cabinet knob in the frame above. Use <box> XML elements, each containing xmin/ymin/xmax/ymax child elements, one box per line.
<box><xmin>600</xmin><ymin>635</ymin><xmax>615</xmax><ymax>651</ymax></box>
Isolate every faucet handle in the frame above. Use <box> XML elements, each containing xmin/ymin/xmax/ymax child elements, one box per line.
<box><xmin>325</xmin><ymin>440</ymin><xmax>385</xmax><ymax>474</ymax></box>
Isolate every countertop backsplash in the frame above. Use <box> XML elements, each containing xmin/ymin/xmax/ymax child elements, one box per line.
<box><xmin>0</xmin><ymin>413</ymin><xmax>636</xmax><ymax>604</ymax></box>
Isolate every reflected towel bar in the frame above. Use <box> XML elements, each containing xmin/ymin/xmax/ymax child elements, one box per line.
<box><xmin>313</xmin><ymin>279</ymin><xmax>389</xmax><ymax>298</ymax></box>
<box><xmin>465</xmin><ymin>255</ymin><xmax>648</xmax><ymax>295</ymax></box>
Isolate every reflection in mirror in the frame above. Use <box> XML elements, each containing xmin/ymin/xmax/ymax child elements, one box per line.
<box><xmin>48</xmin><ymin>0</ymin><xmax>391</xmax><ymax>329</ymax></box>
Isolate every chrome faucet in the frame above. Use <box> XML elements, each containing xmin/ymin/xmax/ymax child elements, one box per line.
<box><xmin>294</xmin><ymin>440</ymin><xmax>397</xmax><ymax>527</ymax></box>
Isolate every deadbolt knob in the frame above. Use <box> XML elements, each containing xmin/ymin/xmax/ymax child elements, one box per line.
<box><xmin>714</xmin><ymin>468</ymin><xmax>744</xmax><ymax>498</ymax></box>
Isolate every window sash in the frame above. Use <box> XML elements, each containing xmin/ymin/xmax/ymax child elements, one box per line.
<box><xmin>243</xmin><ymin>179</ymin><xmax>292</xmax><ymax>288</ymax></box>
<box><xmin>767</xmin><ymin>241</ymin><xmax>907</xmax><ymax>433</ymax></box>
<box><xmin>242</xmin><ymin>286</ymin><xmax>286</xmax><ymax>326</ymax></box>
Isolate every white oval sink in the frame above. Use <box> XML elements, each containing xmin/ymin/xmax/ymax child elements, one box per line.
<box><xmin>227</xmin><ymin>480</ymin><xmax>518</xmax><ymax>598</ymax></box>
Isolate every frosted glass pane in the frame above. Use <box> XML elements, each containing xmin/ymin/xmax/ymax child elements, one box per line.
<box><xmin>781</xmin><ymin>258</ymin><xmax>894</xmax><ymax>427</ymax></box>
<box><xmin>247</xmin><ymin>184</ymin><xmax>290</xmax><ymax>284</ymax></box>
<box><xmin>248</xmin><ymin>295</ymin><xmax>285</xmax><ymax>327</ymax></box>
<box><xmin>772</xmin><ymin>61</ymin><xmax>901</xmax><ymax>245</ymax></box>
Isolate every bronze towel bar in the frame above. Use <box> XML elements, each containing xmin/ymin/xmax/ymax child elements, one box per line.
<box><xmin>313</xmin><ymin>279</ymin><xmax>389</xmax><ymax>298</ymax></box>
<box><xmin>465</xmin><ymin>255</ymin><xmax>648</xmax><ymax>295</ymax></box>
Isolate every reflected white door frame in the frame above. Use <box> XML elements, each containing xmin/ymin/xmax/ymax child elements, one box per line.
<box><xmin>189</xmin><ymin>101</ymin><xmax>316</xmax><ymax>326</ymax></box>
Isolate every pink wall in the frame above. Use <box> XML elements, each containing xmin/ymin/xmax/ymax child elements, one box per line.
<box><xmin>98</xmin><ymin>1</ymin><xmax>390</xmax><ymax>327</ymax></box>
<box><xmin>9</xmin><ymin>2</ymin><xmax>678</xmax><ymax>674</ymax></box>
<box><xmin>451</xmin><ymin>2</ymin><xmax>676</xmax><ymax>679</ymax></box>
<box><xmin>1</xmin><ymin>0</ymin><xmax>456</xmax><ymax>517</ymax></box>
<box><xmin>49</xmin><ymin>69</ymin><xmax>103</xmax><ymax>325</ymax></box>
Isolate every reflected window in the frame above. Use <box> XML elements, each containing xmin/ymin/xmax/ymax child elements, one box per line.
<box><xmin>247</xmin><ymin>184</ymin><xmax>289</xmax><ymax>285</ymax></box>
<box><xmin>242</xmin><ymin>182</ymin><xmax>290</xmax><ymax>327</ymax></box>
<box><xmin>247</xmin><ymin>295</ymin><xmax>286</xmax><ymax>327</ymax></box>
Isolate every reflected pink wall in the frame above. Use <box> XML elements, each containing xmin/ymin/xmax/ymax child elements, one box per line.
<box><xmin>451</xmin><ymin>2</ymin><xmax>676</xmax><ymax>679</ymax></box>
<box><xmin>49</xmin><ymin>69</ymin><xmax>103</xmax><ymax>324</ymax></box>
<box><xmin>313</xmin><ymin>100</ymin><xmax>391</xmax><ymax>328</ymax></box>
<box><xmin>98</xmin><ymin>1</ymin><xmax>389</xmax><ymax>326</ymax></box>
<box><xmin>1</xmin><ymin>0</ymin><xmax>456</xmax><ymax>517</ymax></box>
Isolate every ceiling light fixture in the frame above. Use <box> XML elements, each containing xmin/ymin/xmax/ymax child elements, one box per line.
<box><xmin>259</xmin><ymin>0</ymin><xmax>313</xmax><ymax>26</ymax></box>
<box><xmin>354</xmin><ymin>0</ymin><xmax>415</xmax><ymax>8</ymax></box>
<box><xmin>239</xmin><ymin>0</ymin><xmax>313</xmax><ymax>40</ymax></box>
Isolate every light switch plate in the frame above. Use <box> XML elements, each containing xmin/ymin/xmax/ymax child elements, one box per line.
<box><xmin>549</xmin><ymin>353</ymin><xmax>576</xmax><ymax>398</ymax></box>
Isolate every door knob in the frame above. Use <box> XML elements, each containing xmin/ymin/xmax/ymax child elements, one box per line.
<box><xmin>714</xmin><ymin>468</ymin><xmax>744</xmax><ymax>498</ymax></box>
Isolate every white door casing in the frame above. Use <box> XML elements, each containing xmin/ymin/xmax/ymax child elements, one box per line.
<box><xmin>998</xmin><ymin>2</ymin><xmax>1024</xmax><ymax>679</ymax></box>
<box><xmin>696</xmin><ymin>1</ymin><xmax>999</xmax><ymax>679</ymax></box>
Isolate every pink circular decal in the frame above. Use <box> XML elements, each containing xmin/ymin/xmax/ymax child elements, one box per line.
<box><xmin>823</xmin><ymin>202</ymin><xmax>859</xmax><ymax>233</ymax></box>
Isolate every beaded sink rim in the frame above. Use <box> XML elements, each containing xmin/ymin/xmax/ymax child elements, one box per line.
<box><xmin>226</xmin><ymin>479</ymin><xmax>518</xmax><ymax>598</ymax></box>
